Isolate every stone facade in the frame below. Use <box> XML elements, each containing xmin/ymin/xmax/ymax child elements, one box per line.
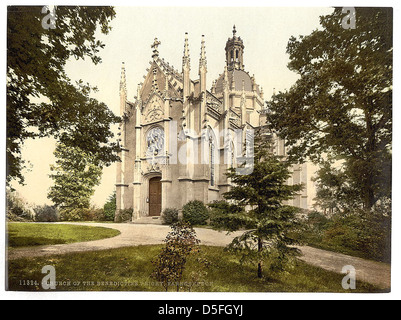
<box><xmin>115</xmin><ymin>27</ymin><xmax>309</xmax><ymax>221</ymax></box>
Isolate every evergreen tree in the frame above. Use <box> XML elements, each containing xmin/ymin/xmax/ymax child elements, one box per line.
<box><xmin>103</xmin><ymin>191</ymin><xmax>117</xmax><ymax>221</ymax></box>
<box><xmin>210</xmin><ymin>131</ymin><xmax>303</xmax><ymax>278</ymax></box>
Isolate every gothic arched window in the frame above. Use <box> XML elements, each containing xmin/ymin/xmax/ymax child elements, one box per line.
<box><xmin>207</xmin><ymin>128</ymin><xmax>217</xmax><ymax>187</ymax></box>
<box><xmin>209</xmin><ymin>138</ymin><xmax>215</xmax><ymax>187</ymax></box>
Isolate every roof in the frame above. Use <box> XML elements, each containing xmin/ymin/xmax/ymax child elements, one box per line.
<box><xmin>214</xmin><ymin>69</ymin><xmax>260</xmax><ymax>95</ymax></box>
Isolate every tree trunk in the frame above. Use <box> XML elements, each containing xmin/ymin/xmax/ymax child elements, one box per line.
<box><xmin>257</xmin><ymin>237</ymin><xmax>263</xmax><ymax>278</ymax></box>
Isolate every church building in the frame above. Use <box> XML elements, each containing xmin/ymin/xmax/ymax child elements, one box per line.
<box><xmin>115</xmin><ymin>26</ymin><xmax>309</xmax><ymax>221</ymax></box>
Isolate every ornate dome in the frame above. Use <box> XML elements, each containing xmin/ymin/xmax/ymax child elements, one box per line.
<box><xmin>214</xmin><ymin>69</ymin><xmax>260</xmax><ymax>95</ymax></box>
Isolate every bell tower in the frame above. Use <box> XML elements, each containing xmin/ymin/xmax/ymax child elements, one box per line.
<box><xmin>225</xmin><ymin>25</ymin><xmax>245</xmax><ymax>70</ymax></box>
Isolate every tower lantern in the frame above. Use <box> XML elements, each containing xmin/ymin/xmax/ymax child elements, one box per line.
<box><xmin>225</xmin><ymin>25</ymin><xmax>245</xmax><ymax>70</ymax></box>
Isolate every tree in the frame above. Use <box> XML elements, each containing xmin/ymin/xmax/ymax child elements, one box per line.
<box><xmin>7</xmin><ymin>6</ymin><xmax>120</xmax><ymax>186</ymax></box>
<box><xmin>312</xmin><ymin>159</ymin><xmax>361</xmax><ymax>215</ymax></box>
<box><xmin>210</xmin><ymin>131</ymin><xmax>303</xmax><ymax>278</ymax></box>
<box><xmin>48</xmin><ymin>143</ymin><xmax>102</xmax><ymax>210</ymax></box>
<box><xmin>103</xmin><ymin>191</ymin><xmax>116</xmax><ymax>221</ymax></box>
<box><xmin>267</xmin><ymin>8</ymin><xmax>392</xmax><ymax>210</ymax></box>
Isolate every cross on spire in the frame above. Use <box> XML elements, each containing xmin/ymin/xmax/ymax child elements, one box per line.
<box><xmin>151</xmin><ymin>37</ymin><xmax>161</xmax><ymax>59</ymax></box>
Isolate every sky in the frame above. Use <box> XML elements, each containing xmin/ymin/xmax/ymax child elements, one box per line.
<box><xmin>4</xmin><ymin>5</ymin><xmax>362</xmax><ymax>207</ymax></box>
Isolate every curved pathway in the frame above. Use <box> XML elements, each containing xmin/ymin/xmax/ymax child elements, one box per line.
<box><xmin>7</xmin><ymin>222</ymin><xmax>391</xmax><ymax>290</ymax></box>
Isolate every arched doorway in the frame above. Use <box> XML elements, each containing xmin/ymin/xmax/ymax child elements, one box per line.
<box><xmin>148</xmin><ymin>176</ymin><xmax>162</xmax><ymax>216</ymax></box>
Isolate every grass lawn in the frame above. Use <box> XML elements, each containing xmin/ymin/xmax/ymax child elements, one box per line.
<box><xmin>7</xmin><ymin>245</ymin><xmax>384</xmax><ymax>293</ymax></box>
<box><xmin>7</xmin><ymin>223</ymin><xmax>121</xmax><ymax>248</ymax></box>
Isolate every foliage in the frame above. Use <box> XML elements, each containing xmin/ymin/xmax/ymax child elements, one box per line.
<box><xmin>299</xmin><ymin>200</ymin><xmax>391</xmax><ymax>262</ymax></box>
<box><xmin>48</xmin><ymin>143</ymin><xmax>103</xmax><ymax>210</ymax></box>
<box><xmin>151</xmin><ymin>221</ymin><xmax>205</xmax><ymax>292</ymax></box>
<box><xmin>209</xmin><ymin>131</ymin><xmax>304</xmax><ymax>278</ymax></box>
<box><xmin>103</xmin><ymin>192</ymin><xmax>116</xmax><ymax>221</ymax></box>
<box><xmin>161</xmin><ymin>208</ymin><xmax>179</xmax><ymax>225</ymax></box>
<box><xmin>6</xmin><ymin>190</ymin><xmax>34</xmax><ymax>221</ymax></box>
<box><xmin>115</xmin><ymin>208</ymin><xmax>133</xmax><ymax>223</ymax></box>
<box><xmin>267</xmin><ymin>8</ymin><xmax>392</xmax><ymax>209</ymax></box>
<box><xmin>58</xmin><ymin>206</ymin><xmax>110</xmax><ymax>222</ymax></box>
<box><xmin>312</xmin><ymin>160</ymin><xmax>362</xmax><ymax>215</ymax></box>
<box><xmin>7</xmin><ymin>6</ymin><xmax>120</xmax><ymax>187</ymax></box>
<box><xmin>182</xmin><ymin>200</ymin><xmax>209</xmax><ymax>226</ymax></box>
<box><xmin>33</xmin><ymin>205</ymin><xmax>59</xmax><ymax>222</ymax></box>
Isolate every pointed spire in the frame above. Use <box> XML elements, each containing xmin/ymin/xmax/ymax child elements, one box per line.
<box><xmin>136</xmin><ymin>83</ymin><xmax>142</xmax><ymax>103</ymax></box>
<box><xmin>211</xmin><ymin>80</ymin><xmax>216</xmax><ymax>94</ymax></box>
<box><xmin>223</xmin><ymin>64</ymin><xmax>229</xmax><ymax>89</ymax></box>
<box><xmin>199</xmin><ymin>35</ymin><xmax>207</xmax><ymax>73</ymax></box>
<box><xmin>183</xmin><ymin>32</ymin><xmax>190</xmax><ymax>70</ymax></box>
<box><xmin>120</xmin><ymin>62</ymin><xmax>127</xmax><ymax>96</ymax></box>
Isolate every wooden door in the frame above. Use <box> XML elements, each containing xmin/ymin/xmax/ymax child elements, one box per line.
<box><xmin>149</xmin><ymin>177</ymin><xmax>162</xmax><ymax>216</ymax></box>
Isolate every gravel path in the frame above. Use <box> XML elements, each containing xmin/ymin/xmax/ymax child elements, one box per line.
<box><xmin>7</xmin><ymin>222</ymin><xmax>391</xmax><ymax>290</ymax></box>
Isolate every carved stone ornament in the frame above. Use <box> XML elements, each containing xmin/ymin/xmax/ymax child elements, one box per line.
<box><xmin>144</xmin><ymin>94</ymin><xmax>164</xmax><ymax>123</ymax></box>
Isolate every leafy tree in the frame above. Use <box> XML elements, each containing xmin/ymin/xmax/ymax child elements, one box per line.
<box><xmin>48</xmin><ymin>143</ymin><xmax>102</xmax><ymax>210</ymax></box>
<box><xmin>210</xmin><ymin>131</ymin><xmax>303</xmax><ymax>278</ymax></box>
<box><xmin>267</xmin><ymin>8</ymin><xmax>392</xmax><ymax>210</ymax></box>
<box><xmin>7</xmin><ymin>6</ymin><xmax>120</xmax><ymax>186</ymax></box>
<box><xmin>312</xmin><ymin>160</ymin><xmax>361</xmax><ymax>215</ymax></box>
<box><xmin>6</xmin><ymin>189</ymin><xmax>34</xmax><ymax>221</ymax></box>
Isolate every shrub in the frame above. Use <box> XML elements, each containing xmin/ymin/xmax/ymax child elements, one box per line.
<box><xmin>115</xmin><ymin>208</ymin><xmax>133</xmax><ymax>223</ymax></box>
<box><xmin>103</xmin><ymin>192</ymin><xmax>116</xmax><ymax>221</ymax></box>
<box><xmin>34</xmin><ymin>205</ymin><xmax>59</xmax><ymax>222</ymax></box>
<box><xmin>6</xmin><ymin>191</ymin><xmax>34</xmax><ymax>222</ymax></box>
<box><xmin>161</xmin><ymin>208</ymin><xmax>179</xmax><ymax>225</ymax></box>
<box><xmin>151</xmin><ymin>221</ymin><xmax>203</xmax><ymax>291</ymax></box>
<box><xmin>58</xmin><ymin>207</ymin><xmax>109</xmax><ymax>222</ymax></box>
<box><xmin>59</xmin><ymin>208</ymin><xmax>85</xmax><ymax>221</ymax></box>
<box><xmin>182</xmin><ymin>200</ymin><xmax>209</xmax><ymax>226</ymax></box>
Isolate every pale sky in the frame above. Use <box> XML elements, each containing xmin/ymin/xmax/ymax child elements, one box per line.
<box><xmin>11</xmin><ymin>6</ymin><xmax>337</xmax><ymax>207</ymax></box>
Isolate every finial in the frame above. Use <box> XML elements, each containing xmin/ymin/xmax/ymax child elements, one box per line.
<box><xmin>137</xmin><ymin>83</ymin><xmax>142</xmax><ymax>100</ymax></box>
<box><xmin>233</xmin><ymin>25</ymin><xmax>237</xmax><ymax>36</ymax></box>
<box><xmin>183</xmin><ymin>32</ymin><xmax>190</xmax><ymax>69</ymax></box>
<box><xmin>184</xmin><ymin>33</ymin><xmax>189</xmax><ymax>56</ymax></box>
<box><xmin>120</xmin><ymin>61</ymin><xmax>127</xmax><ymax>93</ymax></box>
<box><xmin>199</xmin><ymin>35</ymin><xmax>207</xmax><ymax>71</ymax></box>
<box><xmin>151</xmin><ymin>37</ymin><xmax>161</xmax><ymax>59</ymax></box>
